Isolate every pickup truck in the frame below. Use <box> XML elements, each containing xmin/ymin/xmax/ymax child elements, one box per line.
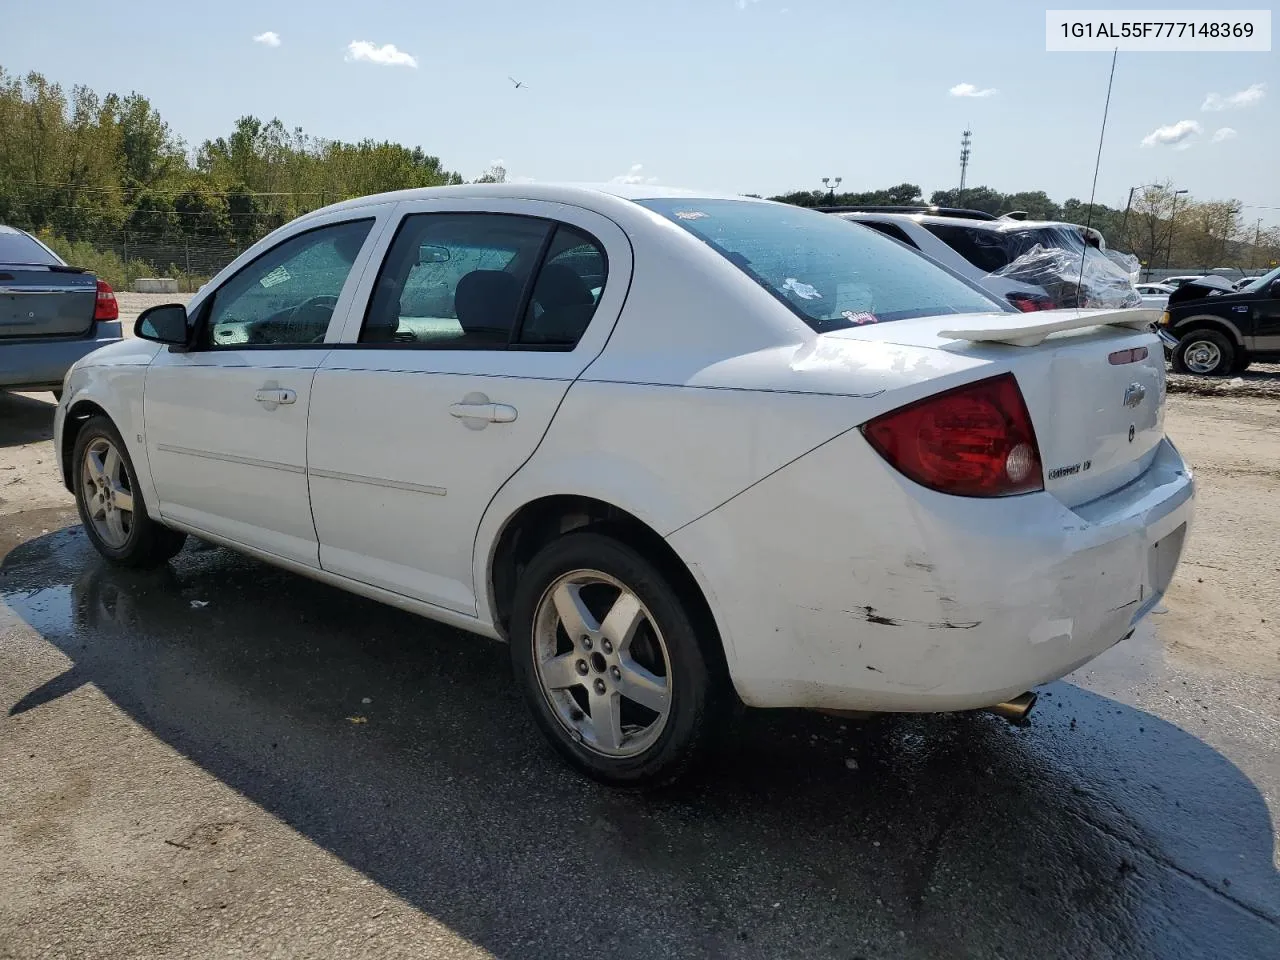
<box><xmin>0</xmin><ymin>225</ymin><xmax>122</xmax><ymax>399</ymax></box>
<box><xmin>1157</xmin><ymin>266</ymin><xmax>1280</xmax><ymax>375</ymax></box>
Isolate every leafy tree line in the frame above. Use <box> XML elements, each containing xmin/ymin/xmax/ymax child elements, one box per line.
<box><xmin>0</xmin><ymin>66</ymin><xmax>466</xmax><ymax>272</ymax></box>
<box><xmin>771</xmin><ymin>183</ymin><xmax>1280</xmax><ymax>274</ymax></box>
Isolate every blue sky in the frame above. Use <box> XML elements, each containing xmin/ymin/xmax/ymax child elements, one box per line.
<box><xmin>2</xmin><ymin>0</ymin><xmax>1276</xmax><ymax>225</ymax></box>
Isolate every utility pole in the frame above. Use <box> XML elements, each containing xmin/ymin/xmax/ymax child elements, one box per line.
<box><xmin>1255</xmin><ymin>218</ymin><xmax>1264</xmax><ymax>270</ymax></box>
<box><xmin>958</xmin><ymin>128</ymin><xmax>972</xmax><ymax>202</ymax></box>
<box><xmin>1165</xmin><ymin>188</ymin><xmax>1188</xmax><ymax>269</ymax></box>
<box><xmin>821</xmin><ymin>177</ymin><xmax>842</xmax><ymax>204</ymax></box>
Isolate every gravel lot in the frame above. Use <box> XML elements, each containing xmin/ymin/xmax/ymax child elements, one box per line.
<box><xmin>1</xmin><ymin>346</ymin><xmax>1278</xmax><ymax>957</ymax></box>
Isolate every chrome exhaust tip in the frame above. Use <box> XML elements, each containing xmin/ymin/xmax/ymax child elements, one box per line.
<box><xmin>985</xmin><ymin>691</ymin><xmax>1038</xmax><ymax>724</ymax></box>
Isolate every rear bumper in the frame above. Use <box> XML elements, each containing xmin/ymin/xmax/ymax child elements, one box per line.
<box><xmin>0</xmin><ymin>322</ymin><xmax>123</xmax><ymax>389</ymax></box>
<box><xmin>669</xmin><ymin>431</ymin><xmax>1194</xmax><ymax>713</ymax></box>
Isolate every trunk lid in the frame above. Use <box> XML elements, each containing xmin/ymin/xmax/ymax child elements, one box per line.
<box><xmin>828</xmin><ymin>308</ymin><xmax>1167</xmax><ymax>507</ymax></box>
<box><xmin>0</xmin><ymin>265</ymin><xmax>97</xmax><ymax>339</ymax></box>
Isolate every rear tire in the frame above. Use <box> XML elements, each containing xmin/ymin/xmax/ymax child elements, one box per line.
<box><xmin>1172</xmin><ymin>329</ymin><xmax>1234</xmax><ymax>376</ymax></box>
<box><xmin>72</xmin><ymin>416</ymin><xmax>186</xmax><ymax>567</ymax></box>
<box><xmin>509</xmin><ymin>531</ymin><xmax>726</xmax><ymax>788</ymax></box>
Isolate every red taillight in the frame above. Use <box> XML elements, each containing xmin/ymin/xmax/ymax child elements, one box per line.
<box><xmin>94</xmin><ymin>280</ymin><xmax>118</xmax><ymax>321</ymax></box>
<box><xmin>862</xmin><ymin>373</ymin><xmax>1043</xmax><ymax>498</ymax></box>
<box><xmin>1007</xmin><ymin>292</ymin><xmax>1054</xmax><ymax>312</ymax></box>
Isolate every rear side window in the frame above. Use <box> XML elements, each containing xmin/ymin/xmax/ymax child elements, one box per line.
<box><xmin>851</xmin><ymin>220</ymin><xmax>918</xmax><ymax>248</ymax></box>
<box><xmin>922</xmin><ymin>223</ymin><xmax>1086</xmax><ymax>274</ymax></box>
<box><xmin>640</xmin><ymin>199</ymin><xmax>1002</xmax><ymax>331</ymax></box>
<box><xmin>0</xmin><ymin>229</ymin><xmax>60</xmax><ymax>265</ymax></box>
<box><xmin>361</xmin><ymin>213</ymin><xmax>552</xmax><ymax>349</ymax></box>
<box><xmin>516</xmin><ymin>225</ymin><xmax>607</xmax><ymax>347</ymax></box>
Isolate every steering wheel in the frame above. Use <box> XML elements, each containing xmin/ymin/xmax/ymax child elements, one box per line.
<box><xmin>287</xmin><ymin>294</ymin><xmax>340</xmax><ymax>344</ymax></box>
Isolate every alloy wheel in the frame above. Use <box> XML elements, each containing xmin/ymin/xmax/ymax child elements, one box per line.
<box><xmin>531</xmin><ymin>569</ymin><xmax>673</xmax><ymax>758</ymax></box>
<box><xmin>81</xmin><ymin>437</ymin><xmax>134</xmax><ymax>549</ymax></box>
<box><xmin>1183</xmin><ymin>339</ymin><xmax>1223</xmax><ymax>375</ymax></box>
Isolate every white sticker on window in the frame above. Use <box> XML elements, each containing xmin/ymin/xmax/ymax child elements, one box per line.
<box><xmin>674</xmin><ymin>210</ymin><xmax>708</xmax><ymax>221</ymax></box>
<box><xmin>259</xmin><ymin>266</ymin><xmax>291</xmax><ymax>288</ymax></box>
<box><xmin>782</xmin><ymin>277</ymin><xmax>822</xmax><ymax>300</ymax></box>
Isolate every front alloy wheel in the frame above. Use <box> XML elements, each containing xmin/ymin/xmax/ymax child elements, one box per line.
<box><xmin>81</xmin><ymin>436</ymin><xmax>135</xmax><ymax>549</ymax></box>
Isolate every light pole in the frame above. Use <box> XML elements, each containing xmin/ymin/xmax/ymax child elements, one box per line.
<box><xmin>1255</xmin><ymin>218</ymin><xmax>1264</xmax><ymax>271</ymax></box>
<box><xmin>1165</xmin><ymin>188</ymin><xmax>1188</xmax><ymax>269</ymax></box>
<box><xmin>821</xmin><ymin>177</ymin><xmax>842</xmax><ymax>204</ymax></box>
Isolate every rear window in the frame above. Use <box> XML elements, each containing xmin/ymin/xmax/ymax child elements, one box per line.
<box><xmin>638</xmin><ymin>199</ymin><xmax>1003</xmax><ymax>331</ymax></box>
<box><xmin>0</xmin><ymin>229</ymin><xmax>60</xmax><ymax>265</ymax></box>
<box><xmin>922</xmin><ymin>223</ymin><xmax>1085</xmax><ymax>274</ymax></box>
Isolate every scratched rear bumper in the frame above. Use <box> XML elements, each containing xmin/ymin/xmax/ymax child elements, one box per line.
<box><xmin>669</xmin><ymin>433</ymin><xmax>1194</xmax><ymax>713</ymax></box>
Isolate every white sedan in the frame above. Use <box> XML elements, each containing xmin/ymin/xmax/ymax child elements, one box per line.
<box><xmin>54</xmin><ymin>184</ymin><xmax>1194</xmax><ymax>786</ymax></box>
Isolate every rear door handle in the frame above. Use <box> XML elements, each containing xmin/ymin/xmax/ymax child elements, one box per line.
<box><xmin>254</xmin><ymin>387</ymin><xmax>296</xmax><ymax>406</ymax></box>
<box><xmin>449</xmin><ymin>401</ymin><xmax>517</xmax><ymax>423</ymax></box>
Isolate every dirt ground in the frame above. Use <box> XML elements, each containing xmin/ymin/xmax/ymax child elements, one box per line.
<box><xmin>2</xmin><ymin>352</ymin><xmax>1278</xmax><ymax>958</ymax></box>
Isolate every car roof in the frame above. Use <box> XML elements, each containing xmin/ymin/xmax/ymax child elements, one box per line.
<box><xmin>306</xmin><ymin>182</ymin><xmax>769</xmax><ymax>219</ymax></box>
<box><xmin>838</xmin><ymin>211</ymin><xmax>1080</xmax><ymax>234</ymax></box>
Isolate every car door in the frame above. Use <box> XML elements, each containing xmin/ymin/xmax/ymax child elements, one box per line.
<box><xmin>307</xmin><ymin>200</ymin><xmax>630</xmax><ymax>614</ymax></box>
<box><xmin>1245</xmin><ymin>276</ymin><xmax>1280</xmax><ymax>351</ymax></box>
<box><xmin>144</xmin><ymin>213</ymin><xmax>384</xmax><ymax>566</ymax></box>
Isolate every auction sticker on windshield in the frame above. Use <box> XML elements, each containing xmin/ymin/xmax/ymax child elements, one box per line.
<box><xmin>1046</xmin><ymin>9</ymin><xmax>1271</xmax><ymax>50</ymax></box>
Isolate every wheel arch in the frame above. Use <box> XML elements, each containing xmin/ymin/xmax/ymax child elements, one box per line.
<box><xmin>483</xmin><ymin>494</ymin><xmax>730</xmax><ymax>680</ymax></box>
<box><xmin>1172</xmin><ymin>314</ymin><xmax>1245</xmax><ymax>347</ymax></box>
<box><xmin>61</xmin><ymin>398</ymin><xmax>114</xmax><ymax>491</ymax></box>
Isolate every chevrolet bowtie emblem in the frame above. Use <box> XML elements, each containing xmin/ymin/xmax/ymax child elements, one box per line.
<box><xmin>1123</xmin><ymin>383</ymin><xmax>1146</xmax><ymax>409</ymax></box>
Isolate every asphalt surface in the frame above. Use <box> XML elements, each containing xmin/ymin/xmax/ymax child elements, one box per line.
<box><xmin>1</xmin><ymin>386</ymin><xmax>1278</xmax><ymax>958</ymax></box>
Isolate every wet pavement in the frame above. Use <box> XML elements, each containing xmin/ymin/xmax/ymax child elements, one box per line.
<box><xmin>1</xmin><ymin>508</ymin><xmax>1278</xmax><ymax>959</ymax></box>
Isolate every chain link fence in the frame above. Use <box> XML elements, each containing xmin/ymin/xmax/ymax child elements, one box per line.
<box><xmin>34</xmin><ymin>228</ymin><xmax>266</xmax><ymax>293</ymax></box>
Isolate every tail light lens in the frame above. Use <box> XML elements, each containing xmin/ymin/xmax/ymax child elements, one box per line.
<box><xmin>862</xmin><ymin>373</ymin><xmax>1043</xmax><ymax>497</ymax></box>
<box><xmin>1006</xmin><ymin>292</ymin><xmax>1054</xmax><ymax>312</ymax></box>
<box><xmin>94</xmin><ymin>280</ymin><xmax>118</xmax><ymax>321</ymax></box>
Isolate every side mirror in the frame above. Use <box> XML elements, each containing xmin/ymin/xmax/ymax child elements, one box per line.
<box><xmin>135</xmin><ymin>304</ymin><xmax>190</xmax><ymax>348</ymax></box>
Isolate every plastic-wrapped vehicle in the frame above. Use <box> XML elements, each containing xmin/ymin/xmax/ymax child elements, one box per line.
<box><xmin>831</xmin><ymin>208</ymin><xmax>1141</xmax><ymax>312</ymax></box>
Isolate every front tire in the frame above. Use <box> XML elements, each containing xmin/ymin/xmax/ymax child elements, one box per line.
<box><xmin>509</xmin><ymin>531</ymin><xmax>725</xmax><ymax>788</ymax></box>
<box><xmin>72</xmin><ymin>416</ymin><xmax>186</xmax><ymax>567</ymax></box>
<box><xmin>1172</xmin><ymin>329</ymin><xmax>1234</xmax><ymax>376</ymax></box>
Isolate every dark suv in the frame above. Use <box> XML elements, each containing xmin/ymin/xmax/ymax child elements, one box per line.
<box><xmin>1157</xmin><ymin>267</ymin><xmax>1280</xmax><ymax>376</ymax></box>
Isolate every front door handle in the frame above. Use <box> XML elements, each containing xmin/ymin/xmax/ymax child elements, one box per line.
<box><xmin>449</xmin><ymin>401</ymin><xmax>517</xmax><ymax>423</ymax></box>
<box><xmin>254</xmin><ymin>387</ymin><xmax>296</xmax><ymax>406</ymax></box>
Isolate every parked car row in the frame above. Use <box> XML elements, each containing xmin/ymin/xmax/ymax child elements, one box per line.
<box><xmin>52</xmin><ymin>184</ymin><xmax>1192</xmax><ymax>785</ymax></box>
<box><xmin>0</xmin><ymin>225</ymin><xmax>121</xmax><ymax>398</ymax></box>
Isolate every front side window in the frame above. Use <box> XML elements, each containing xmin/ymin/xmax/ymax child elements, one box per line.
<box><xmin>361</xmin><ymin>213</ymin><xmax>553</xmax><ymax>348</ymax></box>
<box><xmin>640</xmin><ymin>199</ymin><xmax>1003</xmax><ymax>331</ymax></box>
<box><xmin>200</xmin><ymin>219</ymin><xmax>374</xmax><ymax>348</ymax></box>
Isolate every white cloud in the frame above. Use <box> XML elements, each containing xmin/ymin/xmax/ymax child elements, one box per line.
<box><xmin>345</xmin><ymin>40</ymin><xmax>418</xmax><ymax>68</ymax></box>
<box><xmin>1202</xmin><ymin>82</ymin><xmax>1266</xmax><ymax>111</ymax></box>
<box><xmin>1211</xmin><ymin>126</ymin><xmax>1238</xmax><ymax>143</ymax></box>
<box><xmin>253</xmin><ymin>31</ymin><xmax>281</xmax><ymax>47</ymax></box>
<box><xmin>1141</xmin><ymin>119</ymin><xmax>1201</xmax><ymax>148</ymax></box>
<box><xmin>949</xmin><ymin>82</ymin><xmax>997</xmax><ymax>98</ymax></box>
<box><xmin>611</xmin><ymin>163</ymin><xmax>658</xmax><ymax>185</ymax></box>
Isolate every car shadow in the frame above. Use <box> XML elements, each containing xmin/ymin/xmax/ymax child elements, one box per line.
<box><xmin>2</xmin><ymin>526</ymin><xmax>1278</xmax><ymax>959</ymax></box>
<box><xmin>0</xmin><ymin>391</ymin><xmax>55</xmax><ymax>448</ymax></box>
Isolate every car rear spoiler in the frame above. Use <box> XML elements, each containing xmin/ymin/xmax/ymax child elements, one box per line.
<box><xmin>938</xmin><ymin>308</ymin><xmax>1160</xmax><ymax>347</ymax></box>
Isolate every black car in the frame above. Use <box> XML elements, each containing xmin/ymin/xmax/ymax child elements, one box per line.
<box><xmin>1157</xmin><ymin>266</ymin><xmax>1280</xmax><ymax>376</ymax></box>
